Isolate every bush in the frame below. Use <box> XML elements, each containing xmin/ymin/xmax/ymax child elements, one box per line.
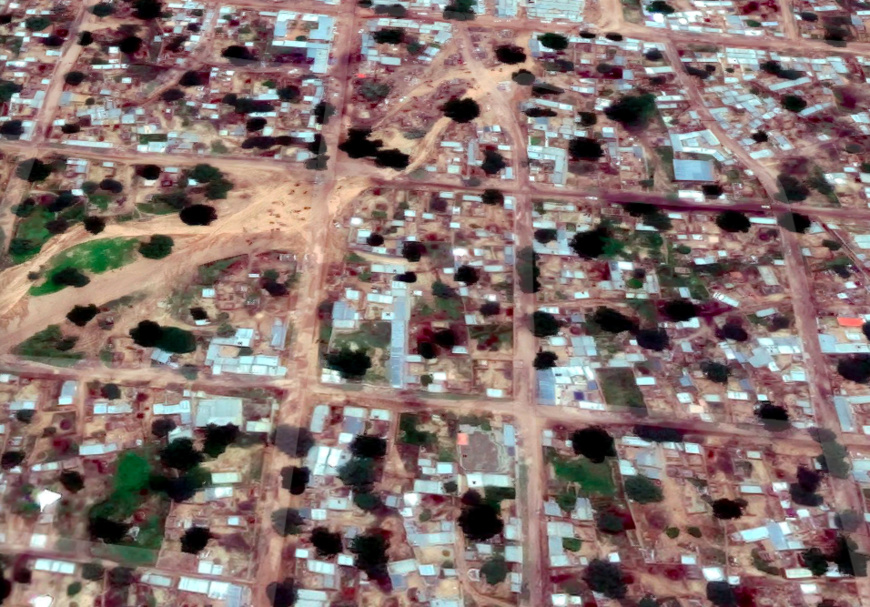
<box><xmin>531</xmin><ymin>310</ymin><xmax>560</xmax><ymax>337</ymax></box>
<box><xmin>66</xmin><ymin>304</ymin><xmax>99</xmax><ymax>327</ymax></box>
<box><xmin>538</xmin><ymin>33</ymin><xmax>569</xmax><ymax>50</ymax></box>
<box><xmin>571</xmin><ymin>426</ymin><xmax>615</xmax><ymax>462</ymax></box>
<box><xmin>139</xmin><ymin>235</ymin><xmax>174</xmax><ymax>259</ymax></box>
<box><xmin>326</xmin><ymin>348</ymin><xmax>372</xmax><ymax>379</ymax></box>
<box><xmin>180</xmin><ymin>204</ymin><xmax>217</xmax><ymax>225</ymax></box>
<box><xmin>584</xmin><ymin>559</ymin><xmax>627</xmax><ymax>599</ymax></box>
<box><xmin>442</xmin><ymin>97</ymin><xmax>480</xmax><ymax>123</ymax></box>
<box><xmin>480</xmin><ymin>556</ymin><xmax>508</xmax><ymax>584</ymax></box>
<box><xmin>624</xmin><ymin>475</ymin><xmax>663</xmax><ymax>503</ymax></box>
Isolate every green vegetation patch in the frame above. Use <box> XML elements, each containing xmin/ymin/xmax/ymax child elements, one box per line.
<box><xmin>399</xmin><ymin>413</ymin><xmax>437</xmax><ymax>447</ymax></box>
<box><xmin>31</xmin><ymin>238</ymin><xmax>139</xmax><ymax>296</ymax></box>
<box><xmin>11</xmin><ymin>206</ymin><xmax>54</xmax><ymax>263</ymax></box>
<box><xmin>549</xmin><ymin>450</ymin><xmax>615</xmax><ymax>496</ymax></box>
<box><xmin>597</xmin><ymin>367</ymin><xmax>647</xmax><ymax>413</ymax></box>
<box><xmin>13</xmin><ymin>325</ymin><xmax>83</xmax><ymax>366</ymax></box>
<box><xmin>198</xmin><ymin>255</ymin><xmax>245</xmax><ymax>285</ymax></box>
<box><xmin>333</xmin><ymin>321</ymin><xmax>392</xmax><ymax>350</ymax></box>
<box><xmin>468</xmin><ymin>323</ymin><xmax>512</xmax><ymax>350</ymax></box>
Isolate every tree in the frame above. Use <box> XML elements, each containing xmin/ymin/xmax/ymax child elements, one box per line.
<box><xmin>418</xmin><ymin>342</ymin><xmax>437</xmax><ymax>359</ymax></box>
<box><xmin>481</xmin><ymin>189</ymin><xmax>504</xmax><ymax>206</ymax></box>
<box><xmin>130</xmin><ymin>320</ymin><xmax>162</xmax><ymax>347</ymax></box>
<box><xmin>350</xmin><ymin>532</ymin><xmax>390</xmax><ymax>585</ymax></box>
<box><xmin>311</xmin><ymin>527</ymin><xmax>343</xmax><ymax>556</ymax></box>
<box><xmin>663</xmin><ymin>299</ymin><xmax>696</xmax><ymax>321</ymax></box>
<box><xmin>160</xmin><ymin>438</ymin><xmax>203</xmax><ymax>471</ymax></box>
<box><xmin>534</xmin><ymin>351</ymin><xmax>558</xmax><ymax>369</ymax></box>
<box><xmin>535</xmin><ymin>228</ymin><xmax>558</xmax><ymax>244</ymax></box>
<box><xmin>351</xmin><ymin>435</ymin><xmax>387</xmax><ymax>458</ymax></box>
<box><xmin>15</xmin><ymin>409</ymin><xmax>34</xmax><ymax>424</ymax></box>
<box><xmin>81</xmin><ymin>562</ymin><xmax>105</xmax><ymax>581</ymax></box>
<box><xmin>480</xmin><ymin>556</ymin><xmax>508</xmax><ymax>584</ymax></box>
<box><xmin>84</xmin><ymin>216</ymin><xmax>106</xmax><ymax>234</ymax></box>
<box><xmin>359</xmin><ymin>80</ymin><xmax>391</xmax><ymax>102</ymax></box>
<box><xmin>45</xmin><ymin>218</ymin><xmax>70</xmax><ymax>235</ymax></box>
<box><xmin>266</xmin><ymin>579</ymin><xmax>298</xmax><ymax>607</ymax></box>
<box><xmin>16</xmin><ymin>158</ymin><xmax>52</xmax><ymax>182</ymax></box>
<box><xmin>179</xmin><ymin>71</ymin><xmax>203</xmax><ymax>87</ymax></box>
<box><xmin>373</xmin><ymin>27</ymin><xmax>404</xmax><ymax>43</ymax></box>
<box><xmin>531</xmin><ymin>310</ymin><xmax>560</xmax><ymax>337</ymax></box>
<box><xmin>434</xmin><ymin>329</ymin><xmax>456</xmax><ymax>348</ymax></box>
<box><xmin>24</xmin><ymin>16</ymin><xmax>50</xmax><ymax>30</ymax></box>
<box><xmin>203</xmin><ymin>423</ymin><xmax>239</xmax><ymax>457</ymax></box>
<box><xmin>571</xmin><ymin>426</ymin><xmax>616</xmax><ymax>462</ymax></box>
<box><xmin>495</xmin><ymin>45</ymin><xmax>526</xmax><ymax>64</ymax></box>
<box><xmin>636</xmin><ymin>328</ymin><xmax>670</xmax><ymax>351</ymax></box>
<box><xmin>838</xmin><ymin>355</ymin><xmax>870</xmax><ymax>383</ymax></box>
<box><xmin>712</xmin><ymin>498</ymin><xmax>745</xmax><ymax>519</ymax></box>
<box><xmin>458</xmin><ymin>491</ymin><xmax>504</xmax><ymax>541</ymax></box>
<box><xmin>402</xmin><ymin>241</ymin><xmax>426</xmax><ymax>262</ymax></box>
<box><xmin>338</xmin><ymin>457</ymin><xmax>377</xmax><ymax>489</ymax></box>
<box><xmin>716</xmin><ymin>210</ymin><xmax>751</xmax><ymax>233</ymax></box>
<box><xmin>480</xmin><ymin>301</ymin><xmax>500</xmax><ymax>316</ymax></box>
<box><xmin>91</xmin><ymin>2</ymin><xmax>115</xmax><ymax>16</ymax></box>
<box><xmin>313</xmin><ymin>102</ymin><xmax>336</xmax><ymax>125</ymax></box>
<box><xmin>139</xmin><ymin>235</ymin><xmax>174</xmax><ymax>259</ymax></box>
<box><xmin>326</xmin><ymin>348</ymin><xmax>372</xmax><ymax>379</ymax></box>
<box><xmin>591</xmin><ymin>307</ymin><xmax>638</xmax><ymax>334</ymax></box>
<box><xmin>570</xmin><ymin>226</ymin><xmax>615</xmax><ymax>259</ymax></box>
<box><xmin>66</xmin><ymin>304</ymin><xmax>99</xmax><ymax>327</ymax></box>
<box><xmin>180</xmin><ymin>527</ymin><xmax>212</xmax><ymax>554</ymax></box>
<box><xmin>604</xmin><ymin>93</ymin><xmax>658</xmax><ymax>129</ymax></box>
<box><xmin>180</xmin><ymin>204</ymin><xmax>217</xmax><ymax>226</ymax></box>
<box><xmin>512</xmin><ymin>69</ymin><xmax>535</xmax><ymax>85</ymax></box>
<box><xmin>455</xmin><ymin>265</ymin><xmax>479</xmax><ymax>285</ymax></box>
<box><xmin>756</xmin><ymin>402</ymin><xmax>790</xmax><ymax>431</ymax></box>
<box><xmin>701</xmin><ymin>361</ymin><xmax>730</xmax><ymax>384</ymax></box>
<box><xmin>706</xmin><ymin>581</ymin><xmax>737</xmax><ymax>606</ymax></box>
<box><xmin>274</xmin><ymin>425</ymin><xmax>315</xmax><ymax>457</ymax></box>
<box><xmin>442</xmin><ymin>97</ymin><xmax>480</xmax><ymax>123</ymax></box>
<box><xmin>51</xmin><ymin>267</ymin><xmax>89</xmax><ymax>288</ymax></box>
<box><xmin>538</xmin><ymin>33</ymin><xmax>569</xmax><ymax>50</ymax></box>
<box><xmin>396</xmin><ymin>271</ymin><xmax>417</xmax><ymax>283</ymax></box>
<box><xmin>517</xmin><ymin>246</ymin><xmax>540</xmax><ymax>293</ymax></box>
<box><xmin>0</xmin><ymin>120</ymin><xmax>24</xmax><ymax>139</ymax></box>
<box><xmin>89</xmin><ymin>516</ymin><xmax>130</xmax><ymax>543</ymax></box>
<box><xmin>624</xmin><ymin>475</ymin><xmax>663</xmax><ymax>503</ymax></box>
<box><xmin>584</xmin><ymin>559</ymin><xmax>627</xmax><ymax>599</ymax></box>
<box><xmin>569</xmin><ymin>137</ymin><xmax>604</xmax><ymax>161</ymax></box>
<box><xmin>151</xmin><ymin>417</ymin><xmax>177</xmax><ymax>438</ymax></box>
<box><xmin>79</xmin><ymin>31</ymin><xmax>94</xmax><ymax>46</ymax></box>
<box><xmin>782</xmin><ymin>94</ymin><xmax>808</xmax><ymax>112</ymax></box>
<box><xmin>58</xmin><ymin>470</ymin><xmax>84</xmax><ymax>493</ymax></box>
<box><xmin>718</xmin><ymin>322</ymin><xmax>749</xmax><ymax>342</ymax></box>
<box><xmin>634</xmin><ymin>424</ymin><xmax>685</xmax><ymax>443</ymax></box>
<box><xmin>271</xmin><ymin>508</ymin><xmax>304</xmax><ymax>536</ymax></box>
<box><xmin>132</xmin><ymin>0</ymin><xmax>162</xmax><ymax>18</ymax></box>
<box><xmin>481</xmin><ymin>149</ymin><xmax>506</xmax><ymax>175</ymax></box>
<box><xmin>778</xmin><ymin>212</ymin><xmax>812</xmax><ymax>233</ymax></box>
<box><xmin>278</xmin><ymin>85</ymin><xmax>300</xmax><ymax>102</ymax></box>
<box><xmin>829</xmin><ymin>534</ymin><xmax>868</xmax><ymax>576</ymax></box>
<box><xmin>802</xmin><ymin>547</ymin><xmax>829</xmax><ymax>576</ymax></box>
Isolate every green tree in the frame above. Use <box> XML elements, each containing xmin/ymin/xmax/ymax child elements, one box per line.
<box><xmin>139</xmin><ymin>235</ymin><xmax>174</xmax><ymax>259</ymax></box>
<box><xmin>480</xmin><ymin>556</ymin><xmax>508</xmax><ymax>584</ymax></box>
<box><xmin>91</xmin><ymin>2</ymin><xmax>115</xmax><ymax>17</ymax></box>
<box><xmin>538</xmin><ymin>33</ymin><xmax>569</xmax><ymax>50</ymax></box>
<box><xmin>624</xmin><ymin>475</ymin><xmax>664</xmax><ymax>503</ymax></box>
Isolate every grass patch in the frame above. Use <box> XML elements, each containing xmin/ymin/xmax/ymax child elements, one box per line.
<box><xmin>469</xmin><ymin>323</ymin><xmax>512</xmax><ymax>351</ymax></box>
<box><xmin>11</xmin><ymin>206</ymin><xmax>54</xmax><ymax>263</ymax></box>
<box><xmin>136</xmin><ymin>201</ymin><xmax>179</xmax><ymax>215</ymax></box>
<box><xmin>655</xmin><ymin>146</ymin><xmax>675</xmax><ymax>181</ymax></box>
<box><xmin>333</xmin><ymin>321</ymin><xmax>391</xmax><ymax>350</ymax></box>
<box><xmin>598</xmin><ymin>367</ymin><xmax>647</xmax><ymax>412</ymax></box>
<box><xmin>399</xmin><ymin>413</ymin><xmax>437</xmax><ymax>447</ymax></box>
<box><xmin>549</xmin><ymin>450</ymin><xmax>615</xmax><ymax>496</ymax></box>
<box><xmin>198</xmin><ymin>255</ymin><xmax>245</xmax><ymax>285</ymax></box>
<box><xmin>13</xmin><ymin>325</ymin><xmax>83</xmax><ymax>366</ymax></box>
<box><xmin>30</xmin><ymin>238</ymin><xmax>139</xmax><ymax>296</ymax></box>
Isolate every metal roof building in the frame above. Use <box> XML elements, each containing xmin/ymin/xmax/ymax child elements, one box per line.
<box><xmin>673</xmin><ymin>158</ymin><xmax>715</xmax><ymax>182</ymax></box>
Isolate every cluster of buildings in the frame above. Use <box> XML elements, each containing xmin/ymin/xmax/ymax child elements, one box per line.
<box><xmin>642</xmin><ymin>0</ymin><xmax>785</xmax><ymax>38</ymax></box>
<box><xmin>323</xmin><ymin>187</ymin><xmax>515</xmax><ymax>396</ymax></box>
<box><xmin>542</xmin><ymin>428</ymin><xmax>862</xmax><ymax>605</ymax></box>
<box><xmin>532</xmin><ymin>202</ymin><xmax>814</xmax><ymax>425</ymax></box>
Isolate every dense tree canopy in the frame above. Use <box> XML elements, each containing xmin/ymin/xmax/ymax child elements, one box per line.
<box><xmin>531</xmin><ymin>310</ymin><xmax>560</xmax><ymax>337</ymax></box>
<box><xmin>274</xmin><ymin>425</ymin><xmax>315</xmax><ymax>457</ymax></box>
<box><xmin>624</xmin><ymin>475</ymin><xmax>664</xmax><ymax>503</ymax></box>
<box><xmin>711</xmin><ymin>498</ymin><xmax>746</xmax><ymax>519</ymax></box>
<box><xmin>571</xmin><ymin>426</ymin><xmax>616</xmax><ymax>462</ymax></box>
<box><xmin>715</xmin><ymin>210</ymin><xmax>751</xmax><ymax>233</ymax></box>
<box><xmin>701</xmin><ymin>361</ymin><xmax>730</xmax><ymax>384</ymax></box>
<box><xmin>634</xmin><ymin>424</ymin><xmax>685</xmax><ymax>443</ymax></box>
<box><xmin>584</xmin><ymin>559</ymin><xmax>628</xmax><ymax>599</ymax></box>
<box><xmin>266</xmin><ymin>578</ymin><xmax>298</xmax><ymax>607</ymax></box>
<box><xmin>66</xmin><ymin>304</ymin><xmax>99</xmax><ymax>327</ymax></box>
<box><xmin>326</xmin><ymin>348</ymin><xmax>372</xmax><ymax>379</ymax></box>
<box><xmin>604</xmin><ymin>93</ymin><xmax>658</xmax><ymax>129</ymax></box>
<box><xmin>350</xmin><ymin>435</ymin><xmax>388</xmax><ymax>458</ymax></box>
<box><xmin>495</xmin><ymin>44</ymin><xmax>526</xmax><ymax>64</ymax></box>
<box><xmin>777</xmin><ymin>212</ymin><xmax>812</xmax><ymax>233</ymax></box>
<box><xmin>538</xmin><ymin>33</ymin><xmax>569</xmax><ymax>50</ymax></box>
<box><xmin>636</xmin><ymin>328</ymin><xmax>670</xmax><ymax>351</ymax></box>
<box><xmin>160</xmin><ymin>438</ymin><xmax>204</xmax><ymax>471</ymax></box>
<box><xmin>203</xmin><ymin>423</ymin><xmax>240</xmax><ymax>457</ymax></box>
<box><xmin>311</xmin><ymin>527</ymin><xmax>343</xmax><ymax>556</ymax></box>
<box><xmin>568</xmin><ymin>137</ymin><xmax>604</xmax><ymax>161</ymax></box>
<box><xmin>139</xmin><ymin>235</ymin><xmax>174</xmax><ymax>259</ymax></box>
<box><xmin>281</xmin><ymin>466</ymin><xmax>311</xmax><ymax>495</ymax></box>
<box><xmin>662</xmin><ymin>299</ymin><xmax>697</xmax><ymax>321</ymax></box>
<box><xmin>756</xmin><ymin>402</ymin><xmax>790</xmax><ymax>431</ymax></box>
<box><xmin>271</xmin><ymin>508</ymin><xmax>304</xmax><ymax>536</ymax></box>
<box><xmin>16</xmin><ymin>158</ymin><xmax>53</xmax><ymax>182</ymax></box>
<box><xmin>180</xmin><ymin>527</ymin><xmax>212</xmax><ymax>554</ymax></box>
<box><xmin>591</xmin><ymin>307</ymin><xmax>638</xmax><ymax>334</ymax></box>
<box><xmin>442</xmin><ymin>97</ymin><xmax>480</xmax><ymax>123</ymax></box>
<box><xmin>458</xmin><ymin>490</ymin><xmax>504</xmax><ymax>541</ymax></box>
<box><xmin>534</xmin><ymin>351</ymin><xmax>558</xmax><ymax>370</ymax></box>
